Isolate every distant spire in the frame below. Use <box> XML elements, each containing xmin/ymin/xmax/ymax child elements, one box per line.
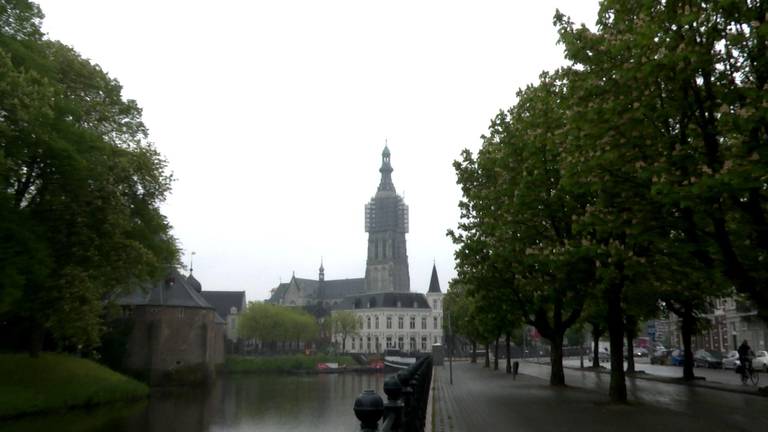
<box><xmin>319</xmin><ymin>257</ymin><xmax>325</xmax><ymax>282</ymax></box>
<box><xmin>428</xmin><ymin>263</ymin><xmax>441</xmax><ymax>293</ymax></box>
<box><xmin>189</xmin><ymin>251</ymin><xmax>196</xmax><ymax>274</ymax></box>
<box><xmin>378</xmin><ymin>143</ymin><xmax>395</xmax><ymax>192</ymax></box>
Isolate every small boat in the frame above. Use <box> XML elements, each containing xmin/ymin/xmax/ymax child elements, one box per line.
<box><xmin>383</xmin><ymin>349</ymin><xmax>418</xmax><ymax>370</ymax></box>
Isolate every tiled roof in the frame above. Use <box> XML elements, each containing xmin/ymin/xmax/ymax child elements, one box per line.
<box><xmin>333</xmin><ymin>292</ymin><xmax>430</xmax><ymax>311</ymax></box>
<box><xmin>201</xmin><ymin>291</ymin><xmax>246</xmax><ymax>318</ymax></box>
<box><xmin>116</xmin><ymin>269</ymin><xmax>214</xmax><ymax>310</ymax></box>
<box><xmin>320</xmin><ymin>278</ymin><xmax>366</xmax><ymax>299</ymax></box>
<box><xmin>268</xmin><ymin>282</ymin><xmax>290</xmax><ymax>302</ymax></box>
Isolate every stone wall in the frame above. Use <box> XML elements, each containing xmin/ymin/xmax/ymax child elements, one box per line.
<box><xmin>124</xmin><ymin>306</ymin><xmax>225</xmax><ymax>384</ymax></box>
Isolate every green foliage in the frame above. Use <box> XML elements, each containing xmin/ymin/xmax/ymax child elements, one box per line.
<box><xmin>330</xmin><ymin>310</ymin><xmax>359</xmax><ymax>351</ymax></box>
<box><xmin>0</xmin><ymin>0</ymin><xmax>179</xmax><ymax>352</ymax></box>
<box><xmin>0</xmin><ymin>352</ymin><xmax>148</xmax><ymax>418</ymax></box>
<box><xmin>239</xmin><ymin>302</ymin><xmax>319</xmax><ymax>349</ymax></box>
<box><xmin>225</xmin><ymin>354</ymin><xmax>355</xmax><ymax>373</ymax></box>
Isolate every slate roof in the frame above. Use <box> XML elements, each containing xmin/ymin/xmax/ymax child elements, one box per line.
<box><xmin>319</xmin><ymin>278</ymin><xmax>366</xmax><ymax>300</ymax></box>
<box><xmin>116</xmin><ymin>269</ymin><xmax>214</xmax><ymax>310</ymax></box>
<box><xmin>428</xmin><ymin>264</ymin><xmax>441</xmax><ymax>293</ymax></box>
<box><xmin>201</xmin><ymin>291</ymin><xmax>246</xmax><ymax>318</ymax></box>
<box><xmin>268</xmin><ymin>282</ymin><xmax>291</xmax><ymax>303</ymax></box>
<box><xmin>187</xmin><ymin>273</ymin><xmax>202</xmax><ymax>293</ymax></box>
<box><xmin>333</xmin><ymin>292</ymin><xmax>430</xmax><ymax>311</ymax></box>
<box><xmin>294</xmin><ymin>278</ymin><xmax>320</xmax><ymax>297</ymax></box>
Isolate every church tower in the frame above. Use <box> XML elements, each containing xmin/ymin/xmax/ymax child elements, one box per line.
<box><xmin>364</xmin><ymin>146</ymin><xmax>410</xmax><ymax>292</ymax></box>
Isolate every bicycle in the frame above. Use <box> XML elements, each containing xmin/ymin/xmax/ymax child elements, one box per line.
<box><xmin>740</xmin><ymin>362</ymin><xmax>760</xmax><ymax>386</ymax></box>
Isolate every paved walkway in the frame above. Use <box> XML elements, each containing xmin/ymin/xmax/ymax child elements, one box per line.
<box><xmin>430</xmin><ymin>361</ymin><xmax>768</xmax><ymax>431</ymax></box>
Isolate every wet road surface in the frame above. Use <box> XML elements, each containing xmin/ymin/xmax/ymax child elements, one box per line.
<box><xmin>432</xmin><ymin>360</ymin><xmax>768</xmax><ymax>432</ymax></box>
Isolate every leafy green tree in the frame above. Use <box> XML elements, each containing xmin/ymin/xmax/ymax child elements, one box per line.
<box><xmin>239</xmin><ymin>302</ymin><xmax>319</xmax><ymax>352</ymax></box>
<box><xmin>451</xmin><ymin>73</ymin><xmax>596</xmax><ymax>386</ymax></box>
<box><xmin>330</xmin><ymin>310</ymin><xmax>358</xmax><ymax>353</ymax></box>
<box><xmin>0</xmin><ymin>0</ymin><xmax>178</xmax><ymax>355</ymax></box>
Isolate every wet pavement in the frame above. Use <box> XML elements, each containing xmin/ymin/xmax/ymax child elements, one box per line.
<box><xmin>562</xmin><ymin>357</ymin><xmax>756</xmax><ymax>387</ymax></box>
<box><xmin>431</xmin><ymin>360</ymin><xmax>768</xmax><ymax>431</ymax></box>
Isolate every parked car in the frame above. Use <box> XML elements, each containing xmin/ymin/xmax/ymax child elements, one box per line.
<box><xmin>693</xmin><ymin>349</ymin><xmax>723</xmax><ymax>369</ymax></box>
<box><xmin>591</xmin><ymin>349</ymin><xmax>610</xmax><ymax>363</ymax></box>
<box><xmin>670</xmin><ymin>348</ymin><xmax>685</xmax><ymax>366</ymax></box>
<box><xmin>753</xmin><ymin>350</ymin><xmax>768</xmax><ymax>371</ymax></box>
<box><xmin>651</xmin><ymin>348</ymin><xmax>672</xmax><ymax>365</ymax></box>
<box><xmin>633</xmin><ymin>347</ymin><xmax>648</xmax><ymax>357</ymax></box>
<box><xmin>722</xmin><ymin>350</ymin><xmax>740</xmax><ymax>369</ymax></box>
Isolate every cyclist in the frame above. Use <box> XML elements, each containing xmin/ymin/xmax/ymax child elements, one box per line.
<box><xmin>737</xmin><ymin>339</ymin><xmax>754</xmax><ymax>379</ymax></box>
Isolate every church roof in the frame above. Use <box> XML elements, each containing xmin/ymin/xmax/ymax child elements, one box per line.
<box><xmin>319</xmin><ymin>278</ymin><xmax>366</xmax><ymax>299</ymax></box>
<box><xmin>267</xmin><ymin>282</ymin><xmax>290</xmax><ymax>302</ymax></box>
<box><xmin>294</xmin><ymin>278</ymin><xmax>320</xmax><ymax>297</ymax></box>
<box><xmin>428</xmin><ymin>264</ymin><xmax>441</xmax><ymax>293</ymax></box>
<box><xmin>333</xmin><ymin>292</ymin><xmax>430</xmax><ymax>311</ymax></box>
<box><xmin>201</xmin><ymin>291</ymin><xmax>246</xmax><ymax>318</ymax></box>
<box><xmin>116</xmin><ymin>269</ymin><xmax>214</xmax><ymax>310</ymax></box>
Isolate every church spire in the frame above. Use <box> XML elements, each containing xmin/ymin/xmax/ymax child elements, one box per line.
<box><xmin>319</xmin><ymin>257</ymin><xmax>325</xmax><ymax>282</ymax></box>
<box><xmin>378</xmin><ymin>144</ymin><xmax>395</xmax><ymax>193</ymax></box>
<box><xmin>428</xmin><ymin>263</ymin><xmax>441</xmax><ymax>293</ymax></box>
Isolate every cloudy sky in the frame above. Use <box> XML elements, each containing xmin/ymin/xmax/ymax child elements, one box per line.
<box><xmin>34</xmin><ymin>0</ymin><xmax>600</xmax><ymax>302</ymax></box>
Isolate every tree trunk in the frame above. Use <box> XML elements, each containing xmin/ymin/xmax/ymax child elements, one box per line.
<box><xmin>549</xmin><ymin>331</ymin><xmax>566</xmax><ymax>386</ymax></box>
<box><xmin>471</xmin><ymin>341</ymin><xmax>477</xmax><ymax>363</ymax></box>
<box><xmin>607</xmin><ymin>282</ymin><xmax>627</xmax><ymax>403</ymax></box>
<box><xmin>505</xmin><ymin>333</ymin><xmax>512</xmax><ymax>374</ymax></box>
<box><xmin>681</xmin><ymin>307</ymin><xmax>696</xmax><ymax>381</ymax></box>
<box><xmin>626</xmin><ymin>331</ymin><xmax>635</xmax><ymax>374</ymax></box>
<box><xmin>591</xmin><ymin>324</ymin><xmax>602</xmax><ymax>368</ymax></box>
<box><xmin>493</xmin><ymin>337</ymin><xmax>499</xmax><ymax>371</ymax></box>
<box><xmin>484</xmin><ymin>344</ymin><xmax>490</xmax><ymax>368</ymax></box>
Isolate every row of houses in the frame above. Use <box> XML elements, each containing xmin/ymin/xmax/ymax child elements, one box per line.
<box><xmin>649</xmin><ymin>296</ymin><xmax>768</xmax><ymax>353</ymax></box>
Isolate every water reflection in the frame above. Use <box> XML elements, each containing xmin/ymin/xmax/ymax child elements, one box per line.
<box><xmin>0</xmin><ymin>373</ymin><xmax>386</xmax><ymax>432</ymax></box>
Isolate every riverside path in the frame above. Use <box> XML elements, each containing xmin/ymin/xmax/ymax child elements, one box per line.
<box><xmin>430</xmin><ymin>360</ymin><xmax>768</xmax><ymax>432</ymax></box>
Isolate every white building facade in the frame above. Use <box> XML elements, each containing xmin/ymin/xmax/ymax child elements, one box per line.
<box><xmin>332</xmin><ymin>265</ymin><xmax>444</xmax><ymax>354</ymax></box>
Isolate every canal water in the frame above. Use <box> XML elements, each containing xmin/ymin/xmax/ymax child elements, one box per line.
<box><xmin>0</xmin><ymin>373</ymin><xmax>386</xmax><ymax>432</ymax></box>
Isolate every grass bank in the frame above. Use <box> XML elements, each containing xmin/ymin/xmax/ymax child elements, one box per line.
<box><xmin>0</xmin><ymin>352</ymin><xmax>149</xmax><ymax>419</ymax></box>
<box><xmin>225</xmin><ymin>354</ymin><xmax>356</xmax><ymax>373</ymax></box>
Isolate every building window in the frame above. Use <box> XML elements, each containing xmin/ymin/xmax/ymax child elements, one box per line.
<box><xmin>421</xmin><ymin>336</ymin><xmax>427</xmax><ymax>351</ymax></box>
<box><xmin>410</xmin><ymin>337</ymin><xmax>416</xmax><ymax>352</ymax></box>
<box><xmin>434</xmin><ymin>316</ymin><xmax>438</xmax><ymax>329</ymax></box>
<box><xmin>386</xmin><ymin>336</ymin><xmax>393</xmax><ymax>348</ymax></box>
<box><xmin>398</xmin><ymin>336</ymin><xmax>404</xmax><ymax>350</ymax></box>
<box><xmin>410</xmin><ymin>316</ymin><xmax>416</xmax><ymax>329</ymax></box>
<box><xmin>375</xmin><ymin>316</ymin><xmax>380</xmax><ymax>329</ymax></box>
<box><xmin>352</xmin><ymin>338</ymin><xmax>356</xmax><ymax>350</ymax></box>
<box><xmin>387</xmin><ymin>316</ymin><xmax>392</xmax><ymax>329</ymax></box>
<box><xmin>398</xmin><ymin>316</ymin><xmax>404</xmax><ymax>329</ymax></box>
<box><xmin>433</xmin><ymin>299</ymin><xmax>438</xmax><ymax>309</ymax></box>
<box><xmin>422</xmin><ymin>317</ymin><xmax>427</xmax><ymax>329</ymax></box>
<box><xmin>367</xmin><ymin>316</ymin><xmax>371</xmax><ymax>329</ymax></box>
<box><xmin>367</xmin><ymin>337</ymin><xmax>371</xmax><ymax>353</ymax></box>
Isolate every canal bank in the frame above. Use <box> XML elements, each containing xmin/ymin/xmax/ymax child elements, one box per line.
<box><xmin>0</xmin><ymin>370</ymin><xmax>389</xmax><ymax>432</ymax></box>
<box><xmin>0</xmin><ymin>353</ymin><xmax>148</xmax><ymax>420</ymax></box>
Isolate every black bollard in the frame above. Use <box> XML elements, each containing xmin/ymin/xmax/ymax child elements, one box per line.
<box><xmin>354</xmin><ymin>389</ymin><xmax>384</xmax><ymax>431</ymax></box>
<box><xmin>512</xmin><ymin>360</ymin><xmax>519</xmax><ymax>380</ymax></box>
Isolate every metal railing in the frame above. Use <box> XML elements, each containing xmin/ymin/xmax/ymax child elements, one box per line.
<box><xmin>353</xmin><ymin>356</ymin><xmax>433</xmax><ymax>432</ymax></box>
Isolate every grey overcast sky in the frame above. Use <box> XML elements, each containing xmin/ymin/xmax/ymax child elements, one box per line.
<box><xmin>34</xmin><ymin>0</ymin><xmax>600</xmax><ymax>303</ymax></box>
